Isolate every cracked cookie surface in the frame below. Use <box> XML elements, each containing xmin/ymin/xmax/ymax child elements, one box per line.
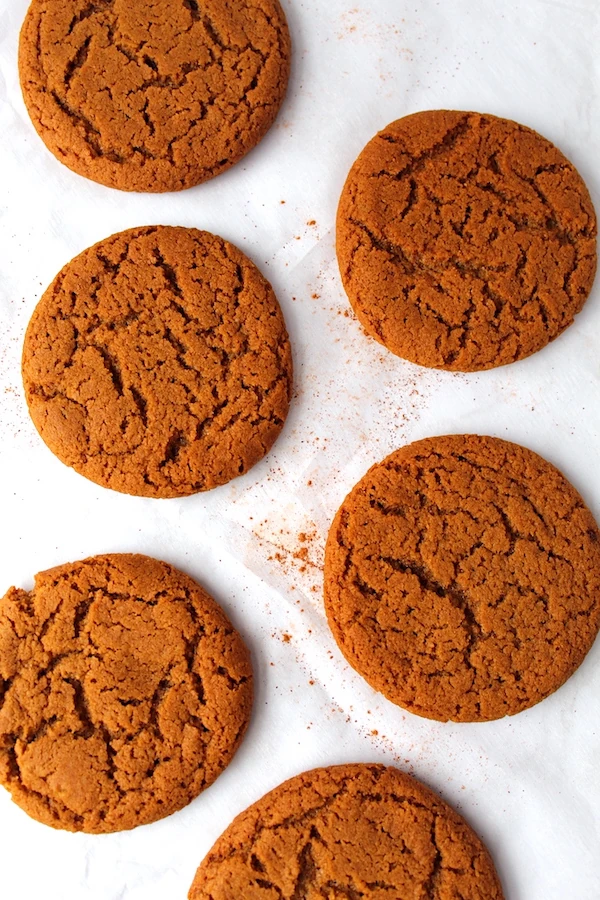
<box><xmin>22</xmin><ymin>225</ymin><xmax>292</xmax><ymax>498</ymax></box>
<box><xmin>337</xmin><ymin>110</ymin><xmax>597</xmax><ymax>371</ymax></box>
<box><xmin>19</xmin><ymin>0</ymin><xmax>291</xmax><ymax>192</ymax></box>
<box><xmin>0</xmin><ymin>553</ymin><xmax>253</xmax><ymax>833</ymax></box>
<box><xmin>324</xmin><ymin>435</ymin><xmax>600</xmax><ymax>722</ymax></box>
<box><xmin>188</xmin><ymin>763</ymin><xmax>504</xmax><ymax>899</ymax></box>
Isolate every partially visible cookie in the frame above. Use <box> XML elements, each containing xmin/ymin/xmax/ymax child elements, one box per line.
<box><xmin>189</xmin><ymin>763</ymin><xmax>504</xmax><ymax>899</ymax></box>
<box><xmin>22</xmin><ymin>225</ymin><xmax>292</xmax><ymax>498</ymax></box>
<box><xmin>337</xmin><ymin>110</ymin><xmax>597</xmax><ymax>371</ymax></box>
<box><xmin>324</xmin><ymin>434</ymin><xmax>600</xmax><ymax>722</ymax></box>
<box><xmin>0</xmin><ymin>553</ymin><xmax>253</xmax><ymax>833</ymax></box>
<box><xmin>19</xmin><ymin>0</ymin><xmax>291</xmax><ymax>192</ymax></box>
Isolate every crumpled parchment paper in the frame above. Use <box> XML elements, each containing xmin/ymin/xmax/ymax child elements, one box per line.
<box><xmin>1</xmin><ymin>1</ymin><xmax>599</xmax><ymax>897</ymax></box>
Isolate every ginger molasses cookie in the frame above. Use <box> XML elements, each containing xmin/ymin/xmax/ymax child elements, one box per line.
<box><xmin>19</xmin><ymin>0</ymin><xmax>291</xmax><ymax>192</ymax></box>
<box><xmin>337</xmin><ymin>111</ymin><xmax>597</xmax><ymax>371</ymax></box>
<box><xmin>189</xmin><ymin>763</ymin><xmax>504</xmax><ymax>899</ymax></box>
<box><xmin>324</xmin><ymin>434</ymin><xmax>600</xmax><ymax>722</ymax></box>
<box><xmin>22</xmin><ymin>225</ymin><xmax>292</xmax><ymax>498</ymax></box>
<box><xmin>0</xmin><ymin>553</ymin><xmax>253</xmax><ymax>833</ymax></box>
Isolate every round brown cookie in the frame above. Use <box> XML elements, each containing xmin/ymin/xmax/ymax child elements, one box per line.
<box><xmin>324</xmin><ymin>434</ymin><xmax>600</xmax><ymax>722</ymax></box>
<box><xmin>22</xmin><ymin>225</ymin><xmax>292</xmax><ymax>498</ymax></box>
<box><xmin>189</xmin><ymin>763</ymin><xmax>504</xmax><ymax>899</ymax></box>
<box><xmin>0</xmin><ymin>553</ymin><xmax>253</xmax><ymax>833</ymax></box>
<box><xmin>337</xmin><ymin>110</ymin><xmax>597</xmax><ymax>371</ymax></box>
<box><xmin>19</xmin><ymin>0</ymin><xmax>291</xmax><ymax>193</ymax></box>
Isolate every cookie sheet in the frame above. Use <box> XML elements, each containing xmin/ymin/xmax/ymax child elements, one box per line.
<box><xmin>0</xmin><ymin>0</ymin><xmax>599</xmax><ymax>897</ymax></box>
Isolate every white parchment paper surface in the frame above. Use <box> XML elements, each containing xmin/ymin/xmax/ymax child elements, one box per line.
<box><xmin>1</xmin><ymin>0</ymin><xmax>599</xmax><ymax>897</ymax></box>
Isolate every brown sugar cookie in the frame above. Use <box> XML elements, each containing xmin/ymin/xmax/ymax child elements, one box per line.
<box><xmin>22</xmin><ymin>225</ymin><xmax>292</xmax><ymax>498</ymax></box>
<box><xmin>19</xmin><ymin>0</ymin><xmax>291</xmax><ymax>192</ymax></box>
<box><xmin>0</xmin><ymin>553</ymin><xmax>253</xmax><ymax>833</ymax></box>
<box><xmin>337</xmin><ymin>110</ymin><xmax>597</xmax><ymax>371</ymax></box>
<box><xmin>188</xmin><ymin>763</ymin><xmax>504</xmax><ymax>899</ymax></box>
<box><xmin>324</xmin><ymin>434</ymin><xmax>600</xmax><ymax>722</ymax></box>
